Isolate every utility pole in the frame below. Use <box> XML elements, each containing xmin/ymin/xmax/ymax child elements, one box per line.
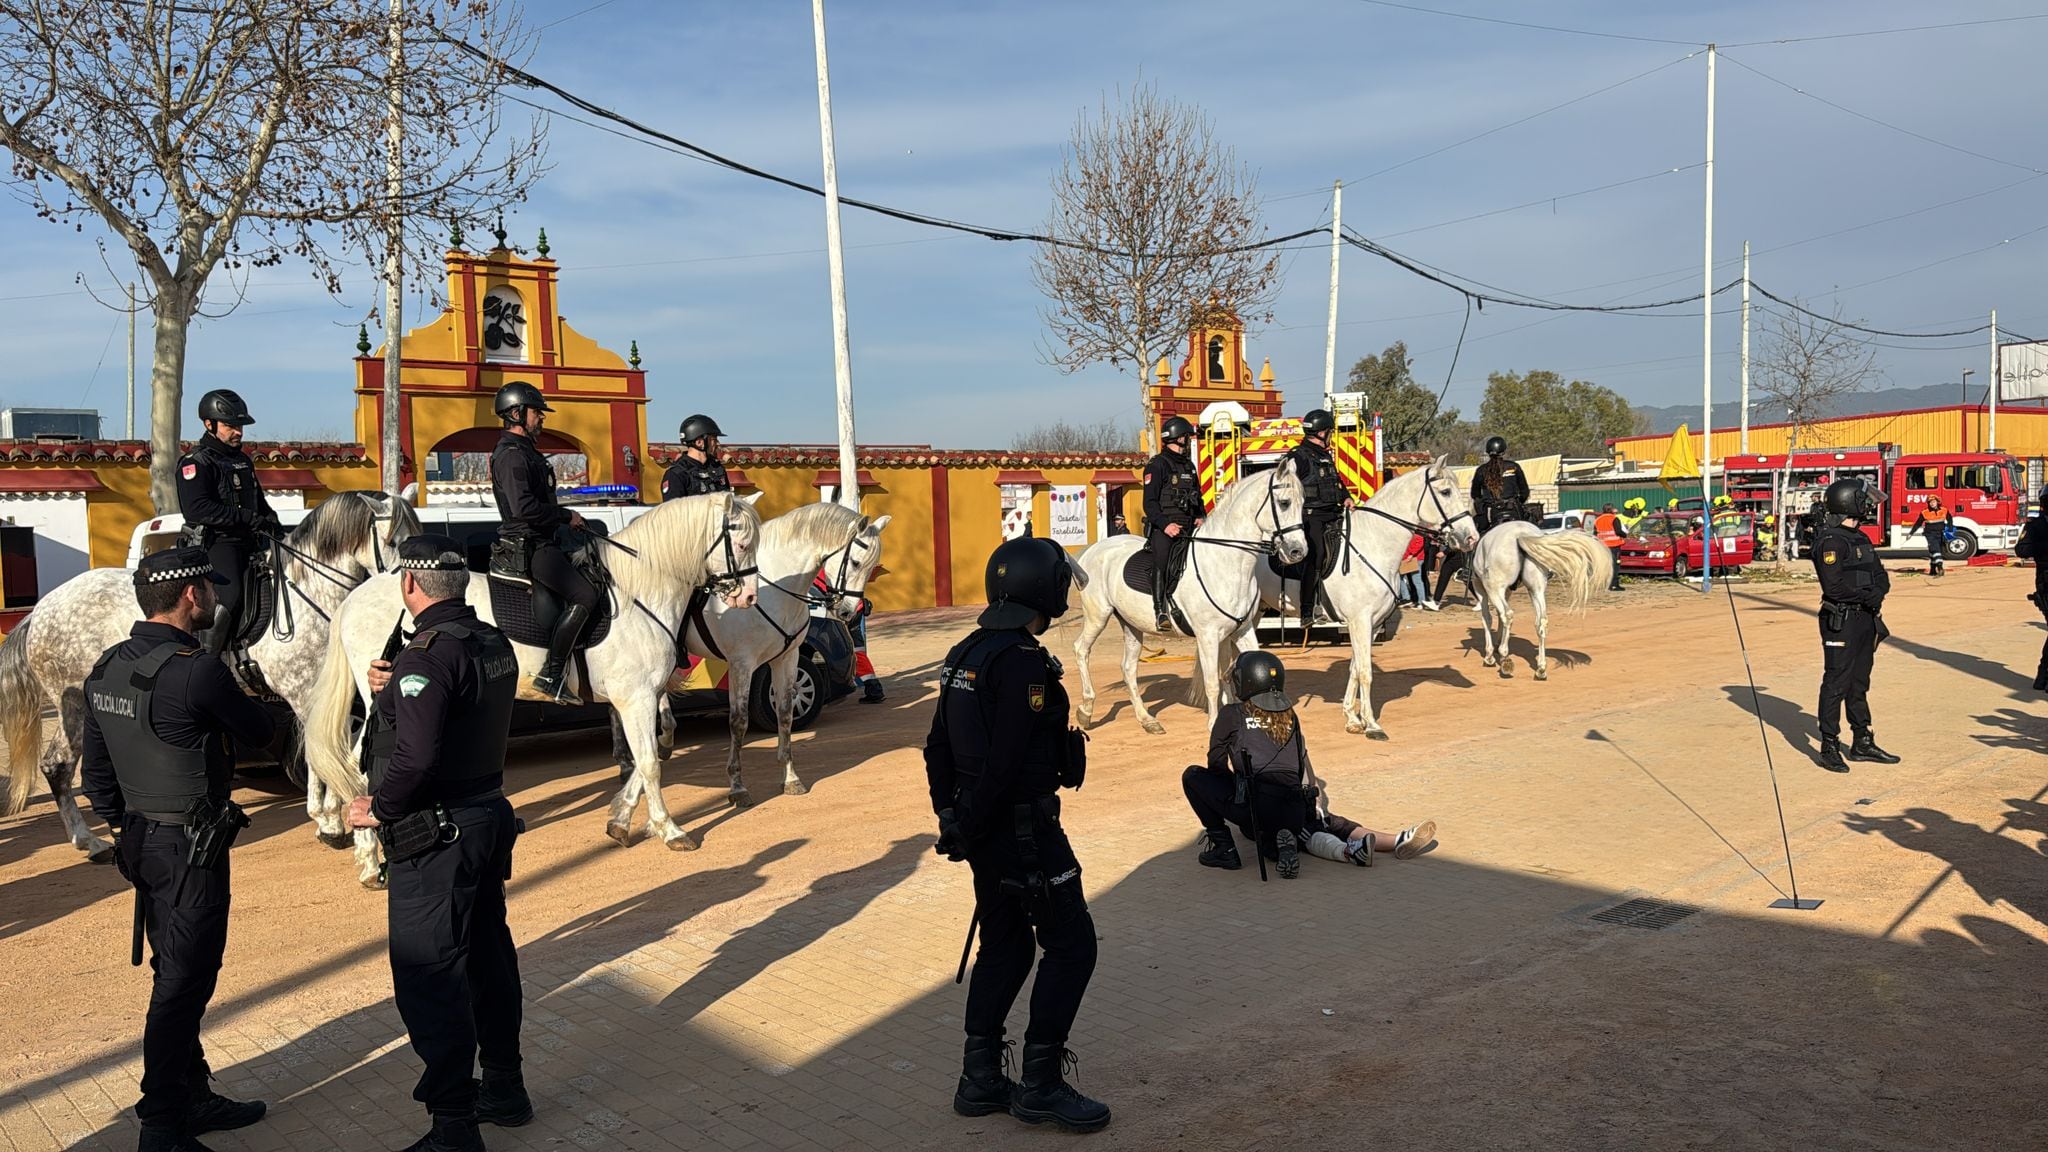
<box><xmin>1323</xmin><ymin>181</ymin><xmax>1342</xmax><ymax>412</ymax></box>
<box><xmin>1739</xmin><ymin>240</ymin><xmax>1750</xmax><ymax>454</ymax></box>
<box><xmin>1989</xmin><ymin>307</ymin><xmax>2000</xmax><ymax>452</ymax></box>
<box><xmin>1699</xmin><ymin>43</ymin><xmax>1716</xmax><ymax>593</ymax></box>
<box><xmin>126</xmin><ymin>281</ymin><xmax>136</xmax><ymax>440</ymax></box>
<box><xmin>812</xmin><ymin>0</ymin><xmax>860</xmax><ymax>512</ymax></box>
<box><xmin>381</xmin><ymin>0</ymin><xmax>405</xmax><ymax>499</ymax></box>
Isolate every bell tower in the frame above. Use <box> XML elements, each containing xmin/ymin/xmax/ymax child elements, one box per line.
<box><xmin>1144</xmin><ymin>303</ymin><xmax>1284</xmax><ymax>443</ymax></box>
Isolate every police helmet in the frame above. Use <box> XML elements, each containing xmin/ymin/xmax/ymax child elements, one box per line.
<box><xmin>1160</xmin><ymin>415</ymin><xmax>1196</xmax><ymax>444</ymax></box>
<box><xmin>1230</xmin><ymin>650</ymin><xmax>1292</xmax><ymax>711</ymax></box>
<box><xmin>679</xmin><ymin>414</ymin><xmax>725</xmax><ymax>443</ymax></box>
<box><xmin>1483</xmin><ymin>435</ymin><xmax>1507</xmax><ymax>457</ymax></box>
<box><xmin>197</xmin><ymin>389</ymin><xmax>254</xmax><ymax>427</ymax></box>
<box><xmin>1301</xmin><ymin>409</ymin><xmax>1335</xmax><ymax>435</ymax></box>
<box><xmin>493</xmin><ymin>381</ymin><xmax>553</xmax><ymax>421</ymax></box>
<box><xmin>978</xmin><ymin>537</ymin><xmax>1075</xmax><ymax>630</ymax></box>
<box><xmin>1823</xmin><ymin>478</ymin><xmax>1866</xmax><ymax>517</ymax></box>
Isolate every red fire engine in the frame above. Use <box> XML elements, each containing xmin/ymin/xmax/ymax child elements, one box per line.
<box><xmin>1722</xmin><ymin>446</ymin><xmax>2027</xmax><ymax>558</ymax></box>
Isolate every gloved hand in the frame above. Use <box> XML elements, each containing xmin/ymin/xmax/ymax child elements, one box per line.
<box><xmin>935</xmin><ymin>807</ymin><xmax>968</xmax><ymax>862</ymax></box>
<box><xmin>1874</xmin><ymin>614</ymin><xmax>1891</xmax><ymax>643</ymax></box>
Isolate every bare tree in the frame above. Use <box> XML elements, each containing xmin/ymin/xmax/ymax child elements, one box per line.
<box><xmin>1032</xmin><ymin>81</ymin><xmax>1280</xmax><ymax>451</ymax></box>
<box><xmin>0</xmin><ymin>1</ymin><xmax>545</xmax><ymax>511</ymax></box>
<box><xmin>1011</xmin><ymin>417</ymin><xmax>1136</xmax><ymax>454</ymax></box>
<box><xmin>1754</xmin><ymin>301</ymin><xmax>1882</xmax><ymax>560</ymax></box>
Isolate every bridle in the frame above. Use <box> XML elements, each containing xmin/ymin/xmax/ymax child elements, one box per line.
<box><xmin>1179</xmin><ymin>470</ymin><xmax>1309</xmax><ymax>630</ymax></box>
<box><xmin>262</xmin><ymin>495</ymin><xmax>405</xmax><ymax>640</ymax></box>
<box><xmin>1356</xmin><ymin>467</ymin><xmax>1476</xmax><ymax>547</ymax></box>
<box><xmin>812</xmin><ymin>517</ymin><xmax>877</xmax><ymax>617</ymax></box>
<box><xmin>701</xmin><ymin>499</ymin><xmax>760</xmax><ymax>599</ymax></box>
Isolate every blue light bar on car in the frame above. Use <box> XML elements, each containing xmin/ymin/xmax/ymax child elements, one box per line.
<box><xmin>562</xmin><ymin>484</ymin><xmax>639</xmax><ymax>497</ymax></box>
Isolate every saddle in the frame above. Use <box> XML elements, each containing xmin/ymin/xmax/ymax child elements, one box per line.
<box><xmin>1267</xmin><ymin>518</ymin><xmax>1344</xmax><ymax>583</ymax></box>
<box><xmin>232</xmin><ymin>548</ymin><xmax>277</xmax><ymax>649</ymax></box>
<box><xmin>479</xmin><ymin>527</ymin><xmax>617</xmax><ymax>651</ymax></box>
<box><xmin>1121</xmin><ymin>543</ymin><xmax>1195</xmax><ymax>635</ymax></box>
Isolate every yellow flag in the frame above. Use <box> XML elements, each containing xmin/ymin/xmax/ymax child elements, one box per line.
<box><xmin>1659</xmin><ymin>423</ymin><xmax>1699</xmax><ymax>492</ymax></box>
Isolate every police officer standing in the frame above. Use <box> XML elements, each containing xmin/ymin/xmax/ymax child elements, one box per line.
<box><xmin>1469</xmin><ymin>435</ymin><xmax>1529</xmax><ymax>531</ymax></box>
<box><xmin>2013</xmin><ymin>485</ymin><xmax>2048</xmax><ymax>690</ymax></box>
<box><xmin>660</xmin><ymin>414</ymin><xmax>732</xmax><ymax>500</ymax></box>
<box><xmin>1811</xmin><ymin>479</ymin><xmax>1901</xmax><ymax>773</ymax></box>
<box><xmin>1285</xmin><ymin>409</ymin><xmax>1349</xmax><ymax>641</ymax></box>
<box><xmin>1142</xmin><ymin>415</ymin><xmax>1203</xmax><ymax>631</ymax></box>
<box><xmin>81</xmin><ymin>547</ymin><xmax>275</xmax><ymax>1152</ymax></box>
<box><xmin>176</xmin><ymin>389</ymin><xmax>278</xmax><ymax>663</ymax></box>
<box><xmin>489</xmin><ymin>381</ymin><xmax>595</xmax><ymax>701</ymax></box>
<box><xmin>347</xmin><ymin>535</ymin><xmax>527</xmax><ymax>1152</ymax></box>
<box><xmin>925</xmin><ymin>537</ymin><xmax>1109</xmax><ymax>1133</ymax></box>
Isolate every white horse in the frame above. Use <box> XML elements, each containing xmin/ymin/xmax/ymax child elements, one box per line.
<box><xmin>1466</xmin><ymin>521</ymin><xmax>1613</xmax><ymax>680</ymax></box>
<box><xmin>651</xmin><ymin>502</ymin><xmax>890</xmax><ymax>807</ymax></box>
<box><xmin>1071</xmin><ymin>466</ymin><xmax>1310</xmax><ymax>735</ymax></box>
<box><xmin>1252</xmin><ymin>458</ymin><xmax>1480</xmax><ymax>738</ymax></box>
<box><xmin>0</xmin><ymin>491</ymin><xmax>419</xmax><ymax>859</ymax></box>
<box><xmin>303</xmin><ymin>492</ymin><xmax>761</xmax><ymax>885</ymax></box>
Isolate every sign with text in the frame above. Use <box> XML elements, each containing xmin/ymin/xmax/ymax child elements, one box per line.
<box><xmin>1048</xmin><ymin>486</ymin><xmax>1090</xmax><ymax>546</ymax></box>
<box><xmin>1999</xmin><ymin>340</ymin><xmax>2048</xmax><ymax>400</ymax></box>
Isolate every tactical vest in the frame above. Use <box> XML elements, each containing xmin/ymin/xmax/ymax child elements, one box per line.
<box><xmin>1150</xmin><ymin>453</ymin><xmax>1202</xmax><ymax>520</ymax></box>
<box><xmin>679</xmin><ymin>458</ymin><xmax>730</xmax><ymax>495</ymax></box>
<box><xmin>368</xmin><ymin>619</ymin><xmax>520</xmax><ymax>805</ymax></box>
<box><xmin>1291</xmin><ymin>444</ymin><xmax>1343</xmax><ymax>513</ymax></box>
<box><xmin>86</xmin><ymin>640</ymin><xmax>216</xmax><ymax>821</ymax></box>
<box><xmin>937</xmin><ymin>629</ymin><xmax>1060</xmax><ymax>799</ymax></box>
<box><xmin>492</xmin><ymin>435</ymin><xmax>558</xmax><ymax>540</ymax></box>
<box><xmin>1478</xmin><ymin>460</ymin><xmax>1517</xmax><ymax>503</ymax></box>
<box><xmin>182</xmin><ymin>442</ymin><xmax>265</xmax><ymax>543</ymax></box>
<box><xmin>1237</xmin><ymin>712</ymin><xmax>1305</xmax><ymax>787</ymax></box>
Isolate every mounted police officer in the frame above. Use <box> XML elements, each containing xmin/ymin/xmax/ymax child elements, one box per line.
<box><xmin>1285</xmin><ymin>409</ymin><xmax>1349</xmax><ymax>638</ymax></box>
<box><xmin>2014</xmin><ymin>485</ymin><xmax>2048</xmax><ymax>690</ymax></box>
<box><xmin>925</xmin><ymin>537</ymin><xmax>1109</xmax><ymax>1133</ymax></box>
<box><xmin>1142</xmin><ymin>415</ymin><xmax>1203</xmax><ymax>631</ymax></box>
<box><xmin>176</xmin><ymin>389</ymin><xmax>278</xmax><ymax>664</ymax></box>
<box><xmin>80</xmin><ymin>547</ymin><xmax>276</xmax><ymax>1152</ymax></box>
<box><xmin>1470</xmin><ymin>435</ymin><xmax>1529</xmax><ymax>532</ymax></box>
<box><xmin>660</xmin><ymin>414</ymin><xmax>731</xmax><ymax>501</ymax></box>
<box><xmin>1811</xmin><ymin>478</ymin><xmax>1900</xmax><ymax>773</ymax></box>
<box><xmin>489</xmin><ymin>381</ymin><xmax>596</xmax><ymax>701</ymax></box>
<box><xmin>347</xmin><ymin>535</ymin><xmax>527</xmax><ymax>1152</ymax></box>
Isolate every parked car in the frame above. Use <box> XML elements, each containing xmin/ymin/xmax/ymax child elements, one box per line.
<box><xmin>1616</xmin><ymin>511</ymin><xmax>1757</xmax><ymax>579</ymax></box>
<box><xmin>1538</xmin><ymin>509</ymin><xmax>1593</xmax><ymax>533</ymax></box>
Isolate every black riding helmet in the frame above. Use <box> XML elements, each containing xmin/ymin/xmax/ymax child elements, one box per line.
<box><xmin>1301</xmin><ymin>409</ymin><xmax>1335</xmax><ymax>435</ymax></box>
<box><xmin>1823</xmin><ymin>478</ymin><xmax>1867</xmax><ymax>518</ymax></box>
<box><xmin>680</xmin><ymin>414</ymin><xmax>725</xmax><ymax>443</ymax></box>
<box><xmin>1483</xmin><ymin>435</ymin><xmax>1507</xmax><ymax>457</ymax></box>
<box><xmin>1160</xmin><ymin>415</ymin><xmax>1196</xmax><ymax>444</ymax></box>
<box><xmin>1231</xmin><ymin>650</ymin><xmax>1292</xmax><ymax>711</ymax></box>
<box><xmin>978</xmin><ymin>537</ymin><xmax>1075</xmax><ymax>631</ymax></box>
<box><xmin>197</xmin><ymin>388</ymin><xmax>254</xmax><ymax>427</ymax></box>
<box><xmin>493</xmin><ymin>381</ymin><xmax>553</xmax><ymax>424</ymax></box>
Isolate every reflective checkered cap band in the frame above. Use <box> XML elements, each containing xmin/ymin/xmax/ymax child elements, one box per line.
<box><xmin>396</xmin><ymin>534</ymin><xmax>466</xmax><ymax>572</ymax></box>
<box><xmin>142</xmin><ymin>562</ymin><xmax>214</xmax><ymax>583</ymax></box>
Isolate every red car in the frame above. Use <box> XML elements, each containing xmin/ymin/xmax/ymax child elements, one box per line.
<box><xmin>1617</xmin><ymin>512</ymin><xmax>1757</xmax><ymax>579</ymax></box>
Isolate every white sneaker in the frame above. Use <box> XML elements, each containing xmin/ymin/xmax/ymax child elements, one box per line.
<box><xmin>1420</xmin><ymin>599</ymin><xmax>1441</xmax><ymax>612</ymax></box>
<box><xmin>1393</xmin><ymin>821</ymin><xmax>1436</xmax><ymax>860</ymax></box>
<box><xmin>1347</xmin><ymin>833</ymin><xmax>1375</xmax><ymax>867</ymax></box>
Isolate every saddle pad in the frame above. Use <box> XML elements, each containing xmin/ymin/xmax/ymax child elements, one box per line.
<box><xmin>1121</xmin><ymin>543</ymin><xmax>1193</xmax><ymax>597</ymax></box>
<box><xmin>486</xmin><ymin>574</ymin><xmax>614</xmax><ymax>650</ymax></box>
<box><xmin>1267</xmin><ymin>521</ymin><xmax>1343</xmax><ymax>582</ymax></box>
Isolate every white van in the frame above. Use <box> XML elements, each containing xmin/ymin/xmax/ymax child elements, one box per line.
<box><xmin>125</xmin><ymin>495</ymin><xmax>656</xmax><ymax>567</ymax></box>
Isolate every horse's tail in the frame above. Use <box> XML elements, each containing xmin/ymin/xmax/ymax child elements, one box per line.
<box><xmin>0</xmin><ymin>618</ymin><xmax>42</xmax><ymax>816</ymax></box>
<box><xmin>1518</xmin><ymin>531</ymin><xmax>1611</xmax><ymax>616</ymax></box>
<box><xmin>303</xmin><ymin>601</ymin><xmax>367</xmax><ymax>803</ymax></box>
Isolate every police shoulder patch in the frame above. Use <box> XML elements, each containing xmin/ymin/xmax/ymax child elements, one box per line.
<box><xmin>398</xmin><ymin>674</ymin><xmax>430</xmax><ymax>698</ymax></box>
<box><xmin>1821</xmin><ymin>550</ymin><xmax>1837</xmax><ymax>565</ymax></box>
<box><xmin>180</xmin><ymin>463</ymin><xmax>197</xmax><ymax>480</ymax></box>
<box><xmin>1028</xmin><ymin>685</ymin><xmax>1046</xmax><ymax>712</ymax></box>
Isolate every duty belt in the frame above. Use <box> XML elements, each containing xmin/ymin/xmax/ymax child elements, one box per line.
<box><xmin>1820</xmin><ymin>600</ymin><xmax>1870</xmax><ymax>612</ymax></box>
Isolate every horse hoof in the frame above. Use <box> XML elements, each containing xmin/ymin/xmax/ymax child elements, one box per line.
<box><xmin>1141</xmin><ymin>720</ymin><xmax>1166</xmax><ymax>735</ymax></box>
<box><xmin>1499</xmin><ymin>667</ymin><xmax>1514</xmax><ymax>679</ymax></box>
<box><xmin>1534</xmin><ymin>669</ymin><xmax>1548</xmax><ymax>682</ymax></box>
<box><xmin>783</xmin><ymin>780</ymin><xmax>809</xmax><ymax>797</ymax></box>
<box><xmin>665</xmin><ymin>830</ymin><xmax>699</xmax><ymax>852</ymax></box>
<box><xmin>361</xmin><ymin>875</ymin><xmax>387</xmax><ymax>891</ymax></box>
<box><xmin>318</xmin><ymin>831</ymin><xmax>354</xmax><ymax>850</ymax></box>
<box><xmin>86</xmin><ymin>845</ymin><xmax>115</xmax><ymax>865</ymax></box>
<box><xmin>605</xmin><ymin>822</ymin><xmax>634</xmax><ymax>847</ymax></box>
<box><xmin>1367</xmin><ymin>729</ymin><xmax>1390</xmax><ymax>742</ymax></box>
<box><xmin>1345</xmin><ymin>719</ymin><xmax>1367</xmax><ymax>734</ymax></box>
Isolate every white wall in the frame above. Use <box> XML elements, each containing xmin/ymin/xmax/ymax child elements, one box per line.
<box><xmin>0</xmin><ymin>492</ymin><xmax>91</xmax><ymax>594</ymax></box>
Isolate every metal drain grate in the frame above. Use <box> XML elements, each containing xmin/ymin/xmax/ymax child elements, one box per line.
<box><xmin>1590</xmin><ymin>897</ymin><xmax>1700</xmax><ymax>930</ymax></box>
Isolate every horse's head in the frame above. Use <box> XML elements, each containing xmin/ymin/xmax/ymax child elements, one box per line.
<box><xmin>819</xmin><ymin>513</ymin><xmax>892</xmax><ymax>624</ymax></box>
<box><xmin>708</xmin><ymin>491</ymin><xmax>762</xmax><ymax>609</ymax></box>
<box><xmin>1261</xmin><ymin>467</ymin><xmax>1312</xmax><ymax>565</ymax></box>
<box><xmin>1421</xmin><ymin>455</ymin><xmax>1481</xmax><ymax>550</ymax></box>
<box><xmin>290</xmin><ymin>490</ymin><xmax>422</xmax><ymax>582</ymax></box>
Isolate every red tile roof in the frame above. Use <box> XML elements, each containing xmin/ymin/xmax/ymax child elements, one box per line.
<box><xmin>648</xmin><ymin>443</ymin><xmax>1149</xmax><ymax>469</ymax></box>
<box><xmin>0</xmin><ymin>440</ymin><xmax>372</xmax><ymax>464</ymax></box>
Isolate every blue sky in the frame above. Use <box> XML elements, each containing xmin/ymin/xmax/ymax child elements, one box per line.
<box><xmin>9</xmin><ymin>1</ymin><xmax>2048</xmax><ymax>446</ymax></box>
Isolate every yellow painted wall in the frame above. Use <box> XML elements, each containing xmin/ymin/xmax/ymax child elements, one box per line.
<box><xmin>1614</xmin><ymin>406</ymin><xmax>2048</xmax><ymax>467</ymax></box>
<box><xmin>56</xmin><ymin>459</ymin><xmax>381</xmax><ymax>568</ymax></box>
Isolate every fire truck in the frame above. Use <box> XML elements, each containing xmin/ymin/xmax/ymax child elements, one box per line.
<box><xmin>1722</xmin><ymin>446</ymin><xmax>2028</xmax><ymax>559</ymax></box>
<box><xmin>1193</xmin><ymin>400</ymin><xmax>1383</xmax><ymax>508</ymax></box>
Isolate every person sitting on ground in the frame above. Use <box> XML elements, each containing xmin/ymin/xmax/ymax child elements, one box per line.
<box><xmin>1295</xmin><ymin>785</ymin><xmax>1435</xmax><ymax>867</ymax></box>
<box><xmin>1184</xmin><ymin>652</ymin><xmax>1312</xmax><ymax>876</ymax></box>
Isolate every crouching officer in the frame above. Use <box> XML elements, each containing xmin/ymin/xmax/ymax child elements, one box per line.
<box><xmin>924</xmin><ymin>537</ymin><xmax>1110</xmax><ymax>1133</ymax></box>
<box><xmin>1811</xmin><ymin>479</ymin><xmax>1900</xmax><ymax>773</ymax></box>
<box><xmin>80</xmin><ymin>547</ymin><xmax>275</xmax><ymax>1152</ymax></box>
<box><xmin>346</xmin><ymin>535</ymin><xmax>527</xmax><ymax>1152</ymax></box>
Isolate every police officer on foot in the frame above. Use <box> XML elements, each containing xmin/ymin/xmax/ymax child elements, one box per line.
<box><xmin>1470</xmin><ymin>435</ymin><xmax>1528</xmax><ymax>532</ymax></box>
<box><xmin>347</xmin><ymin>535</ymin><xmax>528</xmax><ymax>1152</ymax></box>
<box><xmin>2014</xmin><ymin>486</ymin><xmax>2048</xmax><ymax>690</ymax></box>
<box><xmin>1285</xmin><ymin>409</ymin><xmax>1349</xmax><ymax>641</ymax></box>
<box><xmin>660</xmin><ymin>414</ymin><xmax>731</xmax><ymax>500</ymax></box>
<box><xmin>1143</xmin><ymin>416</ymin><xmax>1202</xmax><ymax>631</ymax></box>
<box><xmin>1811</xmin><ymin>479</ymin><xmax>1901</xmax><ymax>773</ymax></box>
<box><xmin>81</xmin><ymin>547</ymin><xmax>276</xmax><ymax>1152</ymax></box>
<box><xmin>925</xmin><ymin>537</ymin><xmax>1110</xmax><ymax>1133</ymax></box>
<box><xmin>176</xmin><ymin>389</ymin><xmax>278</xmax><ymax>663</ymax></box>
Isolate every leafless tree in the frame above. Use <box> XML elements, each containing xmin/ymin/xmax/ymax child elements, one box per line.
<box><xmin>1032</xmin><ymin>80</ymin><xmax>1280</xmax><ymax>451</ymax></box>
<box><xmin>1754</xmin><ymin>301</ymin><xmax>1882</xmax><ymax>560</ymax></box>
<box><xmin>1011</xmin><ymin>417</ymin><xmax>1135</xmax><ymax>454</ymax></box>
<box><xmin>0</xmin><ymin>1</ymin><xmax>546</xmax><ymax>510</ymax></box>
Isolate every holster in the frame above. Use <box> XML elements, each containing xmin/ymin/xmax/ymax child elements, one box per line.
<box><xmin>1058</xmin><ymin>727</ymin><xmax>1088</xmax><ymax>790</ymax></box>
<box><xmin>1823</xmin><ymin>603</ymin><xmax>1849</xmax><ymax>634</ymax></box>
<box><xmin>490</xmin><ymin>536</ymin><xmax>535</xmax><ymax>580</ymax></box>
<box><xmin>379</xmin><ymin>804</ymin><xmax>457</xmax><ymax>863</ymax></box>
<box><xmin>1007</xmin><ymin>799</ymin><xmax>1055</xmax><ymax>918</ymax></box>
<box><xmin>183</xmin><ymin>797</ymin><xmax>249</xmax><ymax>869</ymax></box>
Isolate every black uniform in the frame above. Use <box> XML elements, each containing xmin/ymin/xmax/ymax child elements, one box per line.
<box><xmin>2015</xmin><ymin>513</ymin><xmax>2048</xmax><ymax>687</ymax></box>
<box><xmin>1141</xmin><ymin>448</ymin><xmax>1202</xmax><ymax>621</ymax></box>
<box><xmin>1811</xmin><ymin>519</ymin><xmax>1889</xmax><ymax>747</ymax></box>
<box><xmin>490</xmin><ymin>430</ymin><xmax>598</xmax><ymax>616</ymax></box>
<box><xmin>1182</xmin><ymin>702</ymin><xmax>1308</xmax><ymax>862</ymax></box>
<box><xmin>368</xmin><ymin>598</ymin><xmax>524</xmax><ymax>1120</ymax></box>
<box><xmin>1287</xmin><ymin>438</ymin><xmax>1346</xmax><ymax>625</ymax></box>
<box><xmin>176</xmin><ymin>434</ymin><xmax>277</xmax><ymax>654</ymax></box>
<box><xmin>80</xmin><ymin>620</ymin><xmax>275</xmax><ymax>1133</ymax></box>
<box><xmin>923</xmin><ymin>628</ymin><xmax>1095</xmax><ymax>1048</ymax></box>
<box><xmin>660</xmin><ymin>454</ymin><xmax>731</xmax><ymax>501</ymax></box>
<box><xmin>1470</xmin><ymin>456</ymin><xmax>1530</xmax><ymax>532</ymax></box>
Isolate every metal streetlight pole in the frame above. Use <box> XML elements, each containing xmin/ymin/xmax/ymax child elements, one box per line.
<box><xmin>1961</xmin><ymin>369</ymin><xmax>1975</xmax><ymax>450</ymax></box>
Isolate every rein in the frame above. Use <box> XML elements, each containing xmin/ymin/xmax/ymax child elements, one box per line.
<box><xmin>1180</xmin><ymin>472</ymin><xmax>1308</xmax><ymax>631</ymax></box>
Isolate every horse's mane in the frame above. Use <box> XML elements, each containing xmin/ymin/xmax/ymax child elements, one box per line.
<box><xmin>610</xmin><ymin>492</ymin><xmax>761</xmax><ymax>599</ymax></box>
<box><xmin>763</xmin><ymin>501</ymin><xmax>863</xmax><ymax>561</ymax></box>
<box><xmin>291</xmin><ymin>490</ymin><xmax>421</xmax><ymax>563</ymax></box>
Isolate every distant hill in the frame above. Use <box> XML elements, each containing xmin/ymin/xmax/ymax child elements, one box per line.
<box><xmin>1631</xmin><ymin>383</ymin><xmax>1980</xmax><ymax>436</ymax></box>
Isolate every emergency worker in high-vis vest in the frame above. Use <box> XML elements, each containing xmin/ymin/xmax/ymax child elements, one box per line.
<box><xmin>81</xmin><ymin>546</ymin><xmax>276</xmax><ymax>1152</ymax></box>
<box><xmin>1592</xmin><ymin>504</ymin><xmax>1625</xmax><ymax>592</ymax></box>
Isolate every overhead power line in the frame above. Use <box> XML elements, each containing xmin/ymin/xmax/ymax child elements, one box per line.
<box><xmin>1376</xmin><ymin>162</ymin><xmax>1702</xmax><ymax>239</ymax></box>
<box><xmin>1721</xmin><ymin>13</ymin><xmax>2048</xmax><ymax>48</ymax></box>
<box><xmin>1349</xmin><ymin>0</ymin><xmax>1698</xmax><ymax>45</ymax></box>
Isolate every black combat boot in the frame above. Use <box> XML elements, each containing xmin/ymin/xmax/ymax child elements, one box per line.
<box><xmin>1010</xmin><ymin>1043</ymin><xmax>1111</xmax><ymax>1133</ymax></box>
<box><xmin>530</xmin><ymin>603</ymin><xmax>591</xmax><ymax>702</ymax></box>
<box><xmin>1196</xmin><ymin>828</ymin><xmax>1241</xmax><ymax>870</ymax></box>
<box><xmin>952</xmin><ymin>1034</ymin><xmax>1015</xmax><ymax>1117</ymax></box>
<box><xmin>399</xmin><ymin>1113</ymin><xmax>485</xmax><ymax>1152</ymax></box>
<box><xmin>180</xmin><ymin>1088</ymin><xmax>266</xmax><ymax>1135</ymax></box>
<box><xmin>1847</xmin><ymin>732</ymin><xmax>1901</xmax><ymax>764</ymax></box>
<box><xmin>1274</xmin><ymin>828</ymin><xmax>1301</xmax><ymax>879</ymax></box>
<box><xmin>2034</xmin><ymin>665</ymin><xmax>2047</xmax><ymax>692</ymax></box>
<box><xmin>138</xmin><ymin>1128</ymin><xmax>216</xmax><ymax>1152</ymax></box>
<box><xmin>476</xmin><ymin>1072</ymin><xmax>533</xmax><ymax>1127</ymax></box>
<box><xmin>1817</xmin><ymin>739</ymin><xmax>1850</xmax><ymax>773</ymax></box>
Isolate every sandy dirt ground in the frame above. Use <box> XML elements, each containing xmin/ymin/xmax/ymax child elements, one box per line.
<box><xmin>2</xmin><ymin>561</ymin><xmax>2046</xmax><ymax>1150</ymax></box>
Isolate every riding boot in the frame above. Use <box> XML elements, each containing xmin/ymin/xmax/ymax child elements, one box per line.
<box><xmin>1817</xmin><ymin>738</ymin><xmax>1850</xmax><ymax>773</ymax></box>
<box><xmin>531</xmin><ymin>603</ymin><xmax>592</xmax><ymax>703</ymax></box>
<box><xmin>1010</xmin><ymin>1044</ymin><xmax>1111</xmax><ymax>1133</ymax></box>
<box><xmin>1847</xmin><ymin>732</ymin><xmax>1901</xmax><ymax>764</ymax></box>
<box><xmin>1152</xmin><ymin>582</ymin><xmax>1173</xmax><ymax>633</ymax></box>
<box><xmin>952</xmin><ymin>1034</ymin><xmax>1015</xmax><ymax>1117</ymax></box>
<box><xmin>1196</xmin><ymin>828</ymin><xmax>1241</xmax><ymax>870</ymax></box>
